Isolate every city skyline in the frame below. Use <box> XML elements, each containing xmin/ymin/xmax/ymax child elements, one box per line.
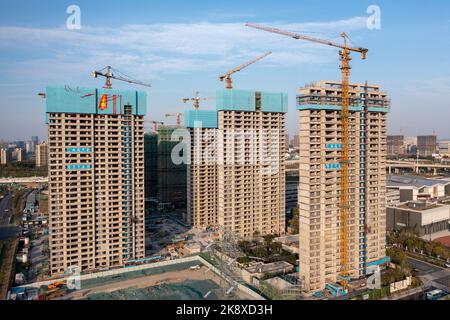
<box><xmin>1</xmin><ymin>0</ymin><xmax>450</xmax><ymax>140</ymax></box>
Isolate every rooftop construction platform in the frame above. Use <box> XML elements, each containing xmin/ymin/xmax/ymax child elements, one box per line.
<box><xmin>297</xmin><ymin>81</ymin><xmax>390</xmax><ymax>113</ymax></box>
<box><xmin>184</xmin><ymin>89</ymin><xmax>288</xmax><ymax>128</ymax></box>
<box><xmin>45</xmin><ymin>86</ymin><xmax>147</xmax><ymax>116</ymax></box>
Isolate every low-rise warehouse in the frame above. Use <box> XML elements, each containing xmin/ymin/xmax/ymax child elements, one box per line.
<box><xmin>387</xmin><ymin>200</ymin><xmax>450</xmax><ymax>237</ymax></box>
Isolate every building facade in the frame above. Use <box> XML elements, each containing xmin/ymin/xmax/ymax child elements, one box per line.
<box><xmin>157</xmin><ymin>127</ymin><xmax>187</xmax><ymax>207</ymax></box>
<box><xmin>14</xmin><ymin>148</ymin><xmax>25</xmax><ymax>162</ymax></box>
<box><xmin>286</xmin><ymin>174</ymin><xmax>299</xmax><ymax>213</ymax></box>
<box><xmin>0</xmin><ymin>148</ymin><xmax>12</xmax><ymax>165</ymax></box>
<box><xmin>297</xmin><ymin>81</ymin><xmax>389</xmax><ymax>292</ymax></box>
<box><xmin>144</xmin><ymin>127</ymin><xmax>187</xmax><ymax>209</ymax></box>
<box><xmin>387</xmin><ymin>201</ymin><xmax>450</xmax><ymax>237</ymax></box>
<box><xmin>186</xmin><ymin>89</ymin><xmax>287</xmax><ymax>238</ymax></box>
<box><xmin>35</xmin><ymin>142</ymin><xmax>48</xmax><ymax>167</ymax></box>
<box><xmin>417</xmin><ymin>135</ymin><xmax>437</xmax><ymax>157</ymax></box>
<box><xmin>46</xmin><ymin>86</ymin><xmax>146</xmax><ymax>275</ymax></box>
<box><xmin>31</xmin><ymin>136</ymin><xmax>39</xmax><ymax>153</ymax></box>
<box><xmin>144</xmin><ymin>133</ymin><xmax>158</xmax><ymax>200</ymax></box>
<box><xmin>438</xmin><ymin>141</ymin><xmax>450</xmax><ymax>157</ymax></box>
<box><xmin>387</xmin><ymin>135</ymin><xmax>404</xmax><ymax>158</ymax></box>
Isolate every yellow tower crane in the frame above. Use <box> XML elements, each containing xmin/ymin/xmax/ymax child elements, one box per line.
<box><xmin>219</xmin><ymin>51</ymin><xmax>272</xmax><ymax>89</ymax></box>
<box><xmin>165</xmin><ymin>112</ymin><xmax>184</xmax><ymax>128</ymax></box>
<box><xmin>144</xmin><ymin>120</ymin><xmax>164</xmax><ymax>132</ymax></box>
<box><xmin>182</xmin><ymin>91</ymin><xmax>215</xmax><ymax>111</ymax></box>
<box><xmin>92</xmin><ymin>66</ymin><xmax>152</xmax><ymax>89</ymax></box>
<box><xmin>246</xmin><ymin>22</ymin><xmax>368</xmax><ymax>290</ymax></box>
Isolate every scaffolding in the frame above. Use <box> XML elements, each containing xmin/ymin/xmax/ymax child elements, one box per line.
<box><xmin>122</xmin><ymin>104</ymin><xmax>136</xmax><ymax>260</ymax></box>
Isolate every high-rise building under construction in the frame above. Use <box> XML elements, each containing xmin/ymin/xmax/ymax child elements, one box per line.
<box><xmin>186</xmin><ymin>89</ymin><xmax>287</xmax><ymax>238</ymax></box>
<box><xmin>144</xmin><ymin>127</ymin><xmax>187</xmax><ymax>208</ymax></box>
<box><xmin>297</xmin><ymin>81</ymin><xmax>390</xmax><ymax>292</ymax></box>
<box><xmin>46</xmin><ymin>86</ymin><xmax>146</xmax><ymax>275</ymax></box>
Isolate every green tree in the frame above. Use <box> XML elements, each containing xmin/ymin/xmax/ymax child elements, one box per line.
<box><xmin>424</xmin><ymin>242</ymin><xmax>434</xmax><ymax>256</ymax></box>
<box><xmin>263</xmin><ymin>234</ymin><xmax>275</xmax><ymax>246</ymax></box>
<box><xmin>238</xmin><ymin>240</ymin><xmax>252</xmax><ymax>254</ymax></box>
<box><xmin>432</xmin><ymin>244</ymin><xmax>443</xmax><ymax>258</ymax></box>
<box><xmin>405</xmin><ymin>238</ymin><xmax>415</xmax><ymax>251</ymax></box>
<box><xmin>288</xmin><ymin>207</ymin><xmax>299</xmax><ymax>234</ymax></box>
<box><xmin>387</xmin><ymin>233</ymin><xmax>398</xmax><ymax>245</ymax></box>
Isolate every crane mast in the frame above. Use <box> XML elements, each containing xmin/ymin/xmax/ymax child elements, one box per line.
<box><xmin>219</xmin><ymin>51</ymin><xmax>272</xmax><ymax>89</ymax></box>
<box><xmin>246</xmin><ymin>23</ymin><xmax>368</xmax><ymax>290</ymax></box>
<box><xmin>339</xmin><ymin>34</ymin><xmax>351</xmax><ymax>288</ymax></box>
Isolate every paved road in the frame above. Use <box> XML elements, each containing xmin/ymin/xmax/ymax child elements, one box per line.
<box><xmin>0</xmin><ymin>194</ymin><xmax>12</xmax><ymax>225</ymax></box>
<box><xmin>408</xmin><ymin>256</ymin><xmax>450</xmax><ymax>291</ymax></box>
<box><xmin>408</xmin><ymin>257</ymin><xmax>443</xmax><ymax>275</ymax></box>
<box><xmin>0</xmin><ymin>193</ymin><xmax>20</xmax><ymax>241</ymax></box>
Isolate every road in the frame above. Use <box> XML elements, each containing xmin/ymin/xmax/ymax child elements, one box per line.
<box><xmin>0</xmin><ymin>194</ymin><xmax>12</xmax><ymax>225</ymax></box>
<box><xmin>408</xmin><ymin>256</ymin><xmax>450</xmax><ymax>292</ymax></box>
<box><xmin>408</xmin><ymin>256</ymin><xmax>444</xmax><ymax>275</ymax></box>
<box><xmin>0</xmin><ymin>193</ymin><xmax>20</xmax><ymax>241</ymax></box>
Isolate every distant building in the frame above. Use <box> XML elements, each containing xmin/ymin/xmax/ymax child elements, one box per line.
<box><xmin>144</xmin><ymin>133</ymin><xmax>158</xmax><ymax>200</ymax></box>
<box><xmin>387</xmin><ymin>135</ymin><xmax>404</xmax><ymax>157</ymax></box>
<box><xmin>35</xmin><ymin>142</ymin><xmax>48</xmax><ymax>167</ymax></box>
<box><xmin>157</xmin><ymin>127</ymin><xmax>187</xmax><ymax>207</ymax></box>
<box><xmin>13</xmin><ymin>141</ymin><xmax>25</xmax><ymax>150</ymax></box>
<box><xmin>404</xmin><ymin>136</ymin><xmax>417</xmax><ymax>155</ymax></box>
<box><xmin>417</xmin><ymin>135</ymin><xmax>437</xmax><ymax>157</ymax></box>
<box><xmin>285</xmin><ymin>174</ymin><xmax>298</xmax><ymax>212</ymax></box>
<box><xmin>387</xmin><ymin>201</ymin><xmax>450</xmax><ymax>237</ymax></box>
<box><xmin>144</xmin><ymin>127</ymin><xmax>187</xmax><ymax>209</ymax></box>
<box><xmin>387</xmin><ymin>175</ymin><xmax>450</xmax><ymax>202</ymax></box>
<box><xmin>0</xmin><ymin>148</ymin><xmax>12</xmax><ymax>165</ymax></box>
<box><xmin>14</xmin><ymin>148</ymin><xmax>25</xmax><ymax>162</ymax></box>
<box><xmin>31</xmin><ymin>136</ymin><xmax>38</xmax><ymax>152</ymax></box>
<box><xmin>291</xmin><ymin>135</ymin><xmax>299</xmax><ymax>149</ymax></box>
<box><xmin>26</xmin><ymin>141</ymin><xmax>33</xmax><ymax>154</ymax></box>
<box><xmin>386</xmin><ymin>188</ymin><xmax>401</xmax><ymax>206</ymax></box>
<box><xmin>439</xmin><ymin>141</ymin><xmax>450</xmax><ymax>157</ymax></box>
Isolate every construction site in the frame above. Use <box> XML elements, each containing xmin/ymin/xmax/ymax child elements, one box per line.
<box><xmin>4</xmin><ymin>18</ymin><xmax>414</xmax><ymax>302</ymax></box>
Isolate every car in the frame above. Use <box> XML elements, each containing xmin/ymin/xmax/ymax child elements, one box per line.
<box><xmin>445</xmin><ymin>263</ymin><xmax>450</xmax><ymax>268</ymax></box>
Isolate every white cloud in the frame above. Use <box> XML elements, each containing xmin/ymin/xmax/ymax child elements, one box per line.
<box><xmin>0</xmin><ymin>17</ymin><xmax>369</xmax><ymax>82</ymax></box>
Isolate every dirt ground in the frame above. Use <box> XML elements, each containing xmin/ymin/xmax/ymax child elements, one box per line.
<box><xmin>63</xmin><ymin>265</ymin><xmax>256</xmax><ymax>300</ymax></box>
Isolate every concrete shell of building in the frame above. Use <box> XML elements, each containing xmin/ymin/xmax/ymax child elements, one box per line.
<box><xmin>417</xmin><ymin>135</ymin><xmax>437</xmax><ymax>157</ymax></box>
<box><xmin>186</xmin><ymin>89</ymin><xmax>287</xmax><ymax>239</ymax></box>
<box><xmin>46</xmin><ymin>86</ymin><xmax>146</xmax><ymax>275</ymax></box>
<box><xmin>297</xmin><ymin>81</ymin><xmax>389</xmax><ymax>292</ymax></box>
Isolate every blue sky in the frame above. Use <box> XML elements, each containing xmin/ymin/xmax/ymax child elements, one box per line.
<box><xmin>0</xmin><ymin>0</ymin><xmax>450</xmax><ymax>141</ymax></box>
